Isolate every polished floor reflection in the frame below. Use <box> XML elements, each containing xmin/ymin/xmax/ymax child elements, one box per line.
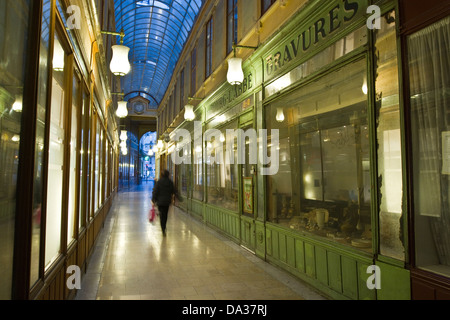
<box><xmin>76</xmin><ymin>182</ymin><xmax>326</xmax><ymax>300</ymax></box>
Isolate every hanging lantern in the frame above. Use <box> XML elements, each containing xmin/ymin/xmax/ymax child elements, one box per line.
<box><xmin>116</xmin><ymin>101</ymin><xmax>128</xmax><ymax>118</ymax></box>
<box><xmin>227</xmin><ymin>57</ymin><xmax>244</xmax><ymax>85</ymax></box>
<box><xmin>110</xmin><ymin>45</ymin><xmax>131</xmax><ymax>76</ymax></box>
<box><xmin>157</xmin><ymin>140</ymin><xmax>164</xmax><ymax>149</ymax></box>
<box><xmin>120</xmin><ymin>140</ymin><xmax>127</xmax><ymax>149</ymax></box>
<box><xmin>184</xmin><ymin>104</ymin><xmax>195</xmax><ymax>121</ymax></box>
<box><xmin>276</xmin><ymin>108</ymin><xmax>285</xmax><ymax>123</ymax></box>
<box><xmin>120</xmin><ymin>130</ymin><xmax>128</xmax><ymax>141</ymax></box>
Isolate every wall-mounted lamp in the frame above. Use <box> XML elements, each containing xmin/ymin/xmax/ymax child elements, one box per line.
<box><xmin>116</xmin><ymin>101</ymin><xmax>128</xmax><ymax>118</ymax></box>
<box><xmin>227</xmin><ymin>43</ymin><xmax>258</xmax><ymax>86</ymax></box>
<box><xmin>184</xmin><ymin>97</ymin><xmax>203</xmax><ymax>121</ymax></box>
<box><xmin>276</xmin><ymin>108</ymin><xmax>285</xmax><ymax>122</ymax></box>
<box><xmin>112</xmin><ymin>92</ymin><xmax>128</xmax><ymax>118</ymax></box>
<box><xmin>101</xmin><ymin>29</ymin><xmax>131</xmax><ymax>76</ymax></box>
<box><xmin>120</xmin><ymin>130</ymin><xmax>128</xmax><ymax>141</ymax></box>
<box><xmin>184</xmin><ymin>104</ymin><xmax>195</xmax><ymax>121</ymax></box>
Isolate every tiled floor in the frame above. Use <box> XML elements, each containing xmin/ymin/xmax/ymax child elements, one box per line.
<box><xmin>76</xmin><ymin>182</ymin><xmax>327</xmax><ymax>301</ymax></box>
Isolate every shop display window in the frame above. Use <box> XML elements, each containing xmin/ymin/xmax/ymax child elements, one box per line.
<box><xmin>30</xmin><ymin>0</ymin><xmax>51</xmax><ymax>288</ymax></box>
<box><xmin>410</xmin><ymin>16</ymin><xmax>450</xmax><ymax>277</ymax></box>
<box><xmin>45</xmin><ymin>33</ymin><xmax>67</xmax><ymax>269</ymax></box>
<box><xmin>0</xmin><ymin>0</ymin><xmax>31</xmax><ymax>297</ymax></box>
<box><xmin>206</xmin><ymin>120</ymin><xmax>239</xmax><ymax>211</ymax></box>
<box><xmin>67</xmin><ymin>74</ymin><xmax>80</xmax><ymax>246</ymax></box>
<box><xmin>266</xmin><ymin>58</ymin><xmax>372</xmax><ymax>252</ymax></box>
<box><xmin>193</xmin><ymin>134</ymin><xmax>204</xmax><ymax>201</ymax></box>
<box><xmin>375</xmin><ymin>11</ymin><xmax>405</xmax><ymax>261</ymax></box>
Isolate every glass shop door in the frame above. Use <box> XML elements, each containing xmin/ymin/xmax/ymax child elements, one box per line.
<box><xmin>240</xmin><ymin>124</ymin><xmax>256</xmax><ymax>252</ymax></box>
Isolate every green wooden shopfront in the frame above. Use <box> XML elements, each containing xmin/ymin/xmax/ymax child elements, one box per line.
<box><xmin>157</xmin><ymin>0</ymin><xmax>450</xmax><ymax>300</ymax></box>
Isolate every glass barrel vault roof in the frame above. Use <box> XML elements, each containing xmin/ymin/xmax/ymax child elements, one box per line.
<box><xmin>114</xmin><ymin>0</ymin><xmax>203</xmax><ymax>105</ymax></box>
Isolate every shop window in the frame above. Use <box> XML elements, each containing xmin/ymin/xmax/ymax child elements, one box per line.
<box><xmin>78</xmin><ymin>89</ymin><xmax>90</xmax><ymax>230</ymax></box>
<box><xmin>227</xmin><ymin>0</ymin><xmax>238</xmax><ymax>54</ymax></box>
<box><xmin>409</xmin><ymin>16</ymin><xmax>450</xmax><ymax>277</ymax></box>
<box><xmin>30</xmin><ymin>0</ymin><xmax>52</xmax><ymax>288</ymax></box>
<box><xmin>0</xmin><ymin>0</ymin><xmax>31</xmax><ymax>298</ymax></box>
<box><xmin>193</xmin><ymin>131</ymin><xmax>204</xmax><ymax>201</ymax></box>
<box><xmin>206</xmin><ymin>120</ymin><xmax>239</xmax><ymax>212</ymax></box>
<box><xmin>266</xmin><ymin>59</ymin><xmax>372</xmax><ymax>252</ymax></box>
<box><xmin>375</xmin><ymin>11</ymin><xmax>405</xmax><ymax>261</ymax></box>
<box><xmin>67</xmin><ymin>73</ymin><xmax>81</xmax><ymax>246</ymax></box>
<box><xmin>45</xmin><ymin>32</ymin><xmax>68</xmax><ymax>269</ymax></box>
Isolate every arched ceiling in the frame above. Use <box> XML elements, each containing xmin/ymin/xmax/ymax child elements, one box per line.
<box><xmin>114</xmin><ymin>0</ymin><xmax>203</xmax><ymax>106</ymax></box>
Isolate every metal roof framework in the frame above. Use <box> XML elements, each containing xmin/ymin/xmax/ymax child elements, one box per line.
<box><xmin>114</xmin><ymin>0</ymin><xmax>203</xmax><ymax>106</ymax></box>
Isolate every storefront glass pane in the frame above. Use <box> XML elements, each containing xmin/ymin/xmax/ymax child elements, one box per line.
<box><xmin>375</xmin><ymin>11</ymin><xmax>405</xmax><ymax>261</ymax></box>
<box><xmin>30</xmin><ymin>0</ymin><xmax>51</xmax><ymax>287</ymax></box>
<box><xmin>193</xmin><ymin>133</ymin><xmax>203</xmax><ymax>201</ymax></box>
<box><xmin>206</xmin><ymin>120</ymin><xmax>238</xmax><ymax>212</ymax></box>
<box><xmin>410</xmin><ymin>16</ymin><xmax>450</xmax><ymax>277</ymax></box>
<box><xmin>67</xmin><ymin>74</ymin><xmax>80</xmax><ymax>245</ymax></box>
<box><xmin>45</xmin><ymin>33</ymin><xmax>67</xmax><ymax>269</ymax></box>
<box><xmin>94</xmin><ymin>117</ymin><xmax>99</xmax><ymax>211</ymax></box>
<box><xmin>266</xmin><ymin>58</ymin><xmax>372</xmax><ymax>252</ymax></box>
<box><xmin>0</xmin><ymin>0</ymin><xmax>31</xmax><ymax>298</ymax></box>
<box><xmin>78</xmin><ymin>89</ymin><xmax>89</xmax><ymax>229</ymax></box>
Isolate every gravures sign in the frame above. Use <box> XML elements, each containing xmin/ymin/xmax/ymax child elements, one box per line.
<box><xmin>264</xmin><ymin>0</ymin><xmax>368</xmax><ymax>81</ymax></box>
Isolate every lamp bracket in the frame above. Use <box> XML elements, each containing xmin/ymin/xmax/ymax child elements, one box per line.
<box><xmin>188</xmin><ymin>96</ymin><xmax>203</xmax><ymax>102</ymax></box>
<box><xmin>101</xmin><ymin>29</ymin><xmax>125</xmax><ymax>44</ymax></box>
<box><xmin>232</xmin><ymin>43</ymin><xmax>258</xmax><ymax>56</ymax></box>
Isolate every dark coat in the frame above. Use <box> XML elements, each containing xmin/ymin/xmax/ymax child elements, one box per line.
<box><xmin>152</xmin><ymin>177</ymin><xmax>178</xmax><ymax>206</ymax></box>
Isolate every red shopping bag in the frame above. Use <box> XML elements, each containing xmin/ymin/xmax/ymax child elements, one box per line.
<box><xmin>149</xmin><ymin>205</ymin><xmax>156</xmax><ymax>222</ymax></box>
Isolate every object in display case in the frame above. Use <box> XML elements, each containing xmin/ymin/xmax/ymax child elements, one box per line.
<box><xmin>288</xmin><ymin>198</ymin><xmax>295</xmax><ymax>217</ymax></box>
<box><xmin>339</xmin><ymin>203</ymin><xmax>359</xmax><ymax>235</ymax></box>
<box><xmin>301</xmin><ymin>208</ymin><xmax>329</xmax><ymax>231</ymax></box>
<box><xmin>289</xmin><ymin>216</ymin><xmax>303</xmax><ymax>230</ymax></box>
<box><xmin>281</xmin><ymin>195</ymin><xmax>287</xmax><ymax>217</ymax></box>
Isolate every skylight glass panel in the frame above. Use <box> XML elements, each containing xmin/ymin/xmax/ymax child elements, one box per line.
<box><xmin>114</xmin><ymin>0</ymin><xmax>202</xmax><ymax>102</ymax></box>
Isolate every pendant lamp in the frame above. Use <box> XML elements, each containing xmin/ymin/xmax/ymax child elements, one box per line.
<box><xmin>116</xmin><ymin>101</ymin><xmax>128</xmax><ymax>118</ymax></box>
<box><xmin>227</xmin><ymin>43</ymin><xmax>258</xmax><ymax>86</ymax></box>
<box><xmin>227</xmin><ymin>57</ymin><xmax>244</xmax><ymax>86</ymax></box>
<box><xmin>184</xmin><ymin>104</ymin><xmax>195</xmax><ymax>121</ymax></box>
<box><xmin>120</xmin><ymin>130</ymin><xmax>128</xmax><ymax>141</ymax></box>
<box><xmin>110</xmin><ymin>44</ymin><xmax>131</xmax><ymax>76</ymax></box>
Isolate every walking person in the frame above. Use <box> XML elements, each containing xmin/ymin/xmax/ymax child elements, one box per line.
<box><xmin>151</xmin><ymin>170</ymin><xmax>179</xmax><ymax>236</ymax></box>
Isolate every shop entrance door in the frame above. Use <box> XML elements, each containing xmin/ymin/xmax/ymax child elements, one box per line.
<box><xmin>240</xmin><ymin>124</ymin><xmax>256</xmax><ymax>253</ymax></box>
